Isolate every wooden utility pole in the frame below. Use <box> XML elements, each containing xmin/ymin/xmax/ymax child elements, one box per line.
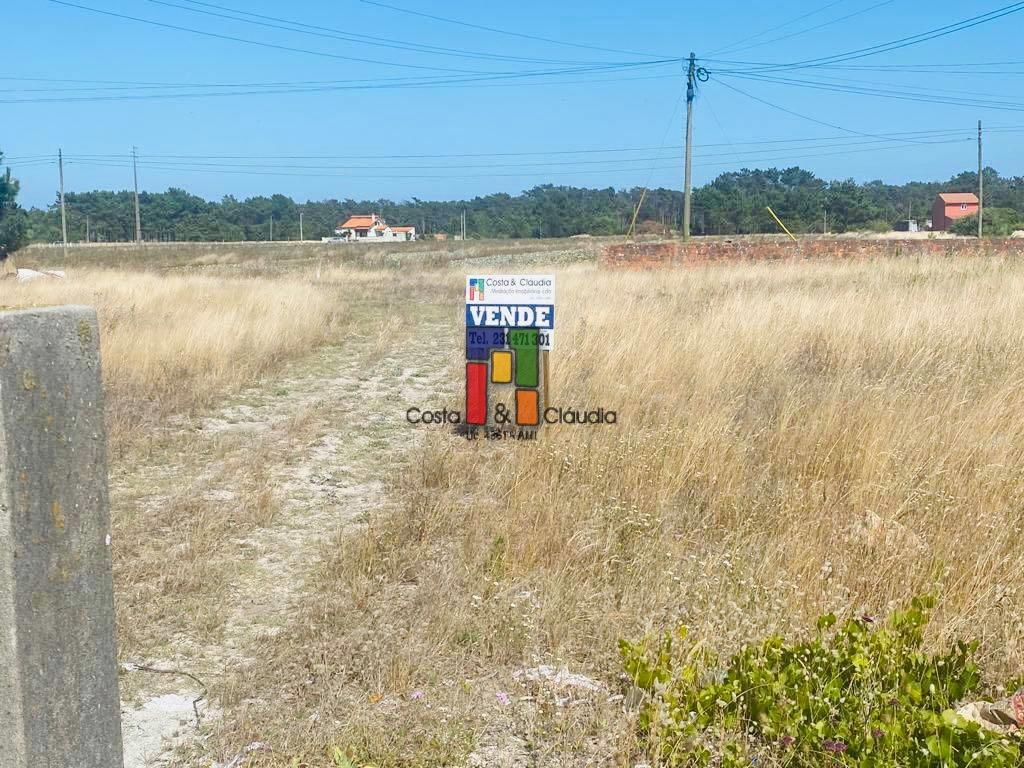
<box><xmin>132</xmin><ymin>146</ymin><xmax>142</xmax><ymax>244</ymax></box>
<box><xmin>683</xmin><ymin>52</ymin><xmax>696</xmax><ymax>242</ymax></box>
<box><xmin>978</xmin><ymin>120</ymin><xmax>984</xmax><ymax>238</ymax></box>
<box><xmin>269</xmin><ymin>215</ymin><xmax>274</xmax><ymax>242</ymax></box>
<box><xmin>299</xmin><ymin>210</ymin><xmax>304</xmax><ymax>241</ymax></box>
<box><xmin>58</xmin><ymin>149</ymin><xmax>68</xmax><ymax>259</ymax></box>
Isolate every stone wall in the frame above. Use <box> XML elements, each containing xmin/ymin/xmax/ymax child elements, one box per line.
<box><xmin>601</xmin><ymin>237</ymin><xmax>1024</xmax><ymax>269</ymax></box>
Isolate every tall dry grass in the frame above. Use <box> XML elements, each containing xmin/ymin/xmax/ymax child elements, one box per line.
<box><xmin>226</xmin><ymin>256</ymin><xmax>1024</xmax><ymax>766</ymax></box>
<box><xmin>0</xmin><ymin>269</ymin><xmax>347</xmax><ymax>452</ymax></box>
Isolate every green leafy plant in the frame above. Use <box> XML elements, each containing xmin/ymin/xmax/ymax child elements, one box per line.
<box><xmin>621</xmin><ymin>597</ymin><xmax>1022</xmax><ymax>767</ymax></box>
<box><xmin>331</xmin><ymin>746</ymin><xmax>358</xmax><ymax>767</ymax></box>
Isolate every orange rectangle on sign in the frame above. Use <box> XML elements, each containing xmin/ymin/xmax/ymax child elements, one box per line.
<box><xmin>491</xmin><ymin>350</ymin><xmax>513</xmax><ymax>383</ymax></box>
<box><xmin>515</xmin><ymin>388</ymin><xmax>540</xmax><ymax>426</ymax></box>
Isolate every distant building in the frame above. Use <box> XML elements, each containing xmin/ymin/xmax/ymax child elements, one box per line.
<box><xmin>931</xmin><ymin>193</ymin><xmax>979</xmax><ymax>231</ymax></box>
<box><xmin>893</xmin><ymin>219</ymin><xmax>920</xmax><ymax>233</ymax></box>
<box><xmin>335</xmin><ymin>214</ymin><xmax>416</xmax><ymax>242</ymax></box>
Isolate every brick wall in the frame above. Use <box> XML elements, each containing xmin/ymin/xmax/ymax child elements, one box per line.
<box><xmin>601</xmin><ymin>237</ymin><xmax>1024</xmax><ymax>269</ymax></box>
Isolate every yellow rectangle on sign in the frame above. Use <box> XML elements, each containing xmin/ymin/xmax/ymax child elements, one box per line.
<box><xmin>491</xmin><ymin>350</ymin><xmax>513</xmax><ymax>383</ymax></box>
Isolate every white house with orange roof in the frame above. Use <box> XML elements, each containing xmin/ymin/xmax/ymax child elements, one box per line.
<box><xmin>333</xmin><ymin>214</ymin><xmax>416</xmax><ymax>242</ymax></box>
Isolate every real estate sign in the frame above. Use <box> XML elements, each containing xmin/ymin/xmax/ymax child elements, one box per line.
<box><xmin>464</xmin><ymin>275</ymin><xmax>555</xmax><ymax>427</ymax></box>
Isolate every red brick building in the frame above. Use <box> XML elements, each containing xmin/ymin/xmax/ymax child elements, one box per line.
<box><xmin>932</xmin><ymin>192</ymin><xmax>979</xmax><ymax>231</ymax></box>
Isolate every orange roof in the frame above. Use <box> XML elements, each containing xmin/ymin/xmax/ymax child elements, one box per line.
<box><xmin>340</xmin><ymin>215</ymin><xmax>378</xmax><ymax>229</ymax></box>
<box><xmin>938</xmin><ymin>193</ymin><xmax>979</xmax><ymax>204</ymax></box>
<box><xmin>392</xmin><ymin>226</ymin><xmax>415</xmax><ymax>232</ymax></box>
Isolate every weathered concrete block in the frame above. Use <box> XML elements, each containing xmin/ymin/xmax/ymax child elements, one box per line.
<box><xmin>0</xmin><ymin>306</ymin><xmax>124</xmax><ymax>768</ymax></box>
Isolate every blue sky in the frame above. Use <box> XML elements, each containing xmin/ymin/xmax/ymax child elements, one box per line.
<box><xmin>4</xmin><ymin>0</ymin><xmax>1023</xmax><ymax>208</ymax></box>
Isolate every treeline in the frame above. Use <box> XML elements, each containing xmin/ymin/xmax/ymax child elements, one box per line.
<box><xmin>16</xmin><ymin>166</ymin><xmax>1024</xmax><ymax>245</ymax></box>
<box><xmin>697</xmin><ymin>167</ymin><xmax>1023</xmax><ymax>236</ymax></box>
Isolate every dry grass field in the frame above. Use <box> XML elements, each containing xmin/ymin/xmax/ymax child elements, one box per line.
<box><xmin>0</xmin><ymin>270</ymin><xmax>348</xmax><ymax>455</ymax></box>
<box><xmin>3</xmin><ymin>245</ymin><xmax>1023</xmax><ymax>766</ymax></box>
<box><xmin>214</xmin><ymin>255</ymin><xmax>1024</xmax><ymax>767</ymax></box>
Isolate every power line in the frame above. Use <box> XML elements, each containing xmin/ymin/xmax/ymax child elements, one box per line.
<box><xmin>712</xmin><ymin>78</ymin><xmax>939</xmax><ymax>145</ymax></box>
<box><xmin>719</xmin><ymin>71</ymin><xmax>1024</xmax><ymax>112</ymax></box>
<box><xmin>2</xmin><ymin>154</ymin><xmax>60</xmax><ymax>161</ymax></box>
<box><xmin>707</xmin><ymin>0</ymin><xmax>846</xmax><ymax>56</ymax></box>
<box><xmin>714</xmin><ymin>0</ymin><xmax>899</xmax><ymax>58</ymax></box>
<box><xmin>2</xmin><ymin>160</ymin><xmax>60</xmax><ymax>168</ymax></box>
<box><xmin>790</xmin><ymin>60</ymin><xmax>1024</xmax><ymax>73</ymax></box>
<box><xmin>701</xmin><ymin>88</ymin><xmax>741</xmax><ymax>157</ymax></box>
<box><xmin>704</xmin><ymin>57</ymin><xmax>1024</xmax><ymax>71</ymax></box>
<box><xmin>72</xmin><ymin>154</ymin><xmax>706</xmax><ymax>171</ymax></box>
<box><xmin>354</xmin><ymin>0</ymin><xmax>671</xmax><ymax>60</ymax></box>
<box><xmin>0</xmin><ymin>69</ymin><xmax>675</xmax><ymax>95</ymax></box>
<box><xmin>739</xmin><ymin>68</ymin><xmax>1024</xmax><ymax>102</ymax></box>
<box><xmin>51</xmin><ymin>0</ymin><xmax>652</xmax><ymax>75</ymax></box>
<box><xmin>14</xmin><ymin>126</ymin><xmax>1020</xmax><ymax>164</ymax></box>
<box><xmin>0</xmin><ymin>78</ymin><xmax>431</xmax><ymax>93</ymax></box>
<box><xmin>76</xmin><ymin>136</ymin><xmax>985</xmax><ymax>169</ymax></box>
<box><xmin>144</xmin><ymin>0</ymin><xmax>612</xmax><ymax>67</ymax></box>
<box><xmin>61</xmin><ymin>157</ymin><xmax>692</xmax><ymax>179</ymax></box>
<box><xmin>635</xmin><ymin>81</ymin><xmax>686</xmax><ymax>192</ymax></box>
<box><xmin>706</xmin><ymin>2</ymin><xmax>1024</xmax><ymax>72</ymax></box>
<box><xmin>56</xmin><ymin>136</ymin><xmax>978</xmax><ymax>181</ymax></box>
<box><xmin>0</xmin><ymin>73</ymin><xmax>433</xmax><ymax>87</ymax></box>
<box><xmin>0</xmin><ymin>63</ymin><xmax>679</xmax><ymax>104</ymax></box>
<box><xmin>62</xmin><ymin>142</ymin><xmax>903</xmax><ymax>170</ymax></box>
<box><xmin>81</xmin><ymin>135</ymin><xmax>982</xmax><ymax>169</ymax></box>
<box><xmin>813</xmin><ymin>67</ymin><xmax>1024</xmax><ymax>76</ymax></box>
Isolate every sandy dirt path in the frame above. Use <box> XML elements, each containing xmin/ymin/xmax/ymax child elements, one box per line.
<box><xmin>112</xmin><ymin>305</ymin><xmax>453</xmax><ymax>767</ymax></box>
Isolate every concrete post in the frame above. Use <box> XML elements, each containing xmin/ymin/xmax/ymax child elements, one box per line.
<box><xmin>0</xmin><ymin>306</ymin><xmax>124</xmax><ymax>768</ymax></box>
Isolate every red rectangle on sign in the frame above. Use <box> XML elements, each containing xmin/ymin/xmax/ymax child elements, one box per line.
<box><xmin>466</xmin><ymin>362</ymin><xmax>488</xmax><ymax>425</ymax></box>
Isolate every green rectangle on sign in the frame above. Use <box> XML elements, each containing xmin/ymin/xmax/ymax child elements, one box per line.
<box><xmin>510</xmin><ymin>329</ymin><xmax>539</xmax><ymax>387</ymax></box>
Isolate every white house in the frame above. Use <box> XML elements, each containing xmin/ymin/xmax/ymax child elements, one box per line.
<box><xmin>334</xmin><ymin>214</ymin><xmax>416</xmax><ymax>242</ymax></box>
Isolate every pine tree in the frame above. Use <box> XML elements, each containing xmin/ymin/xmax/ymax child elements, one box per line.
<box><xmin>0</xmin><ymin>152</ymin><xmax>27</xmax><ymax>252</ymax></box>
